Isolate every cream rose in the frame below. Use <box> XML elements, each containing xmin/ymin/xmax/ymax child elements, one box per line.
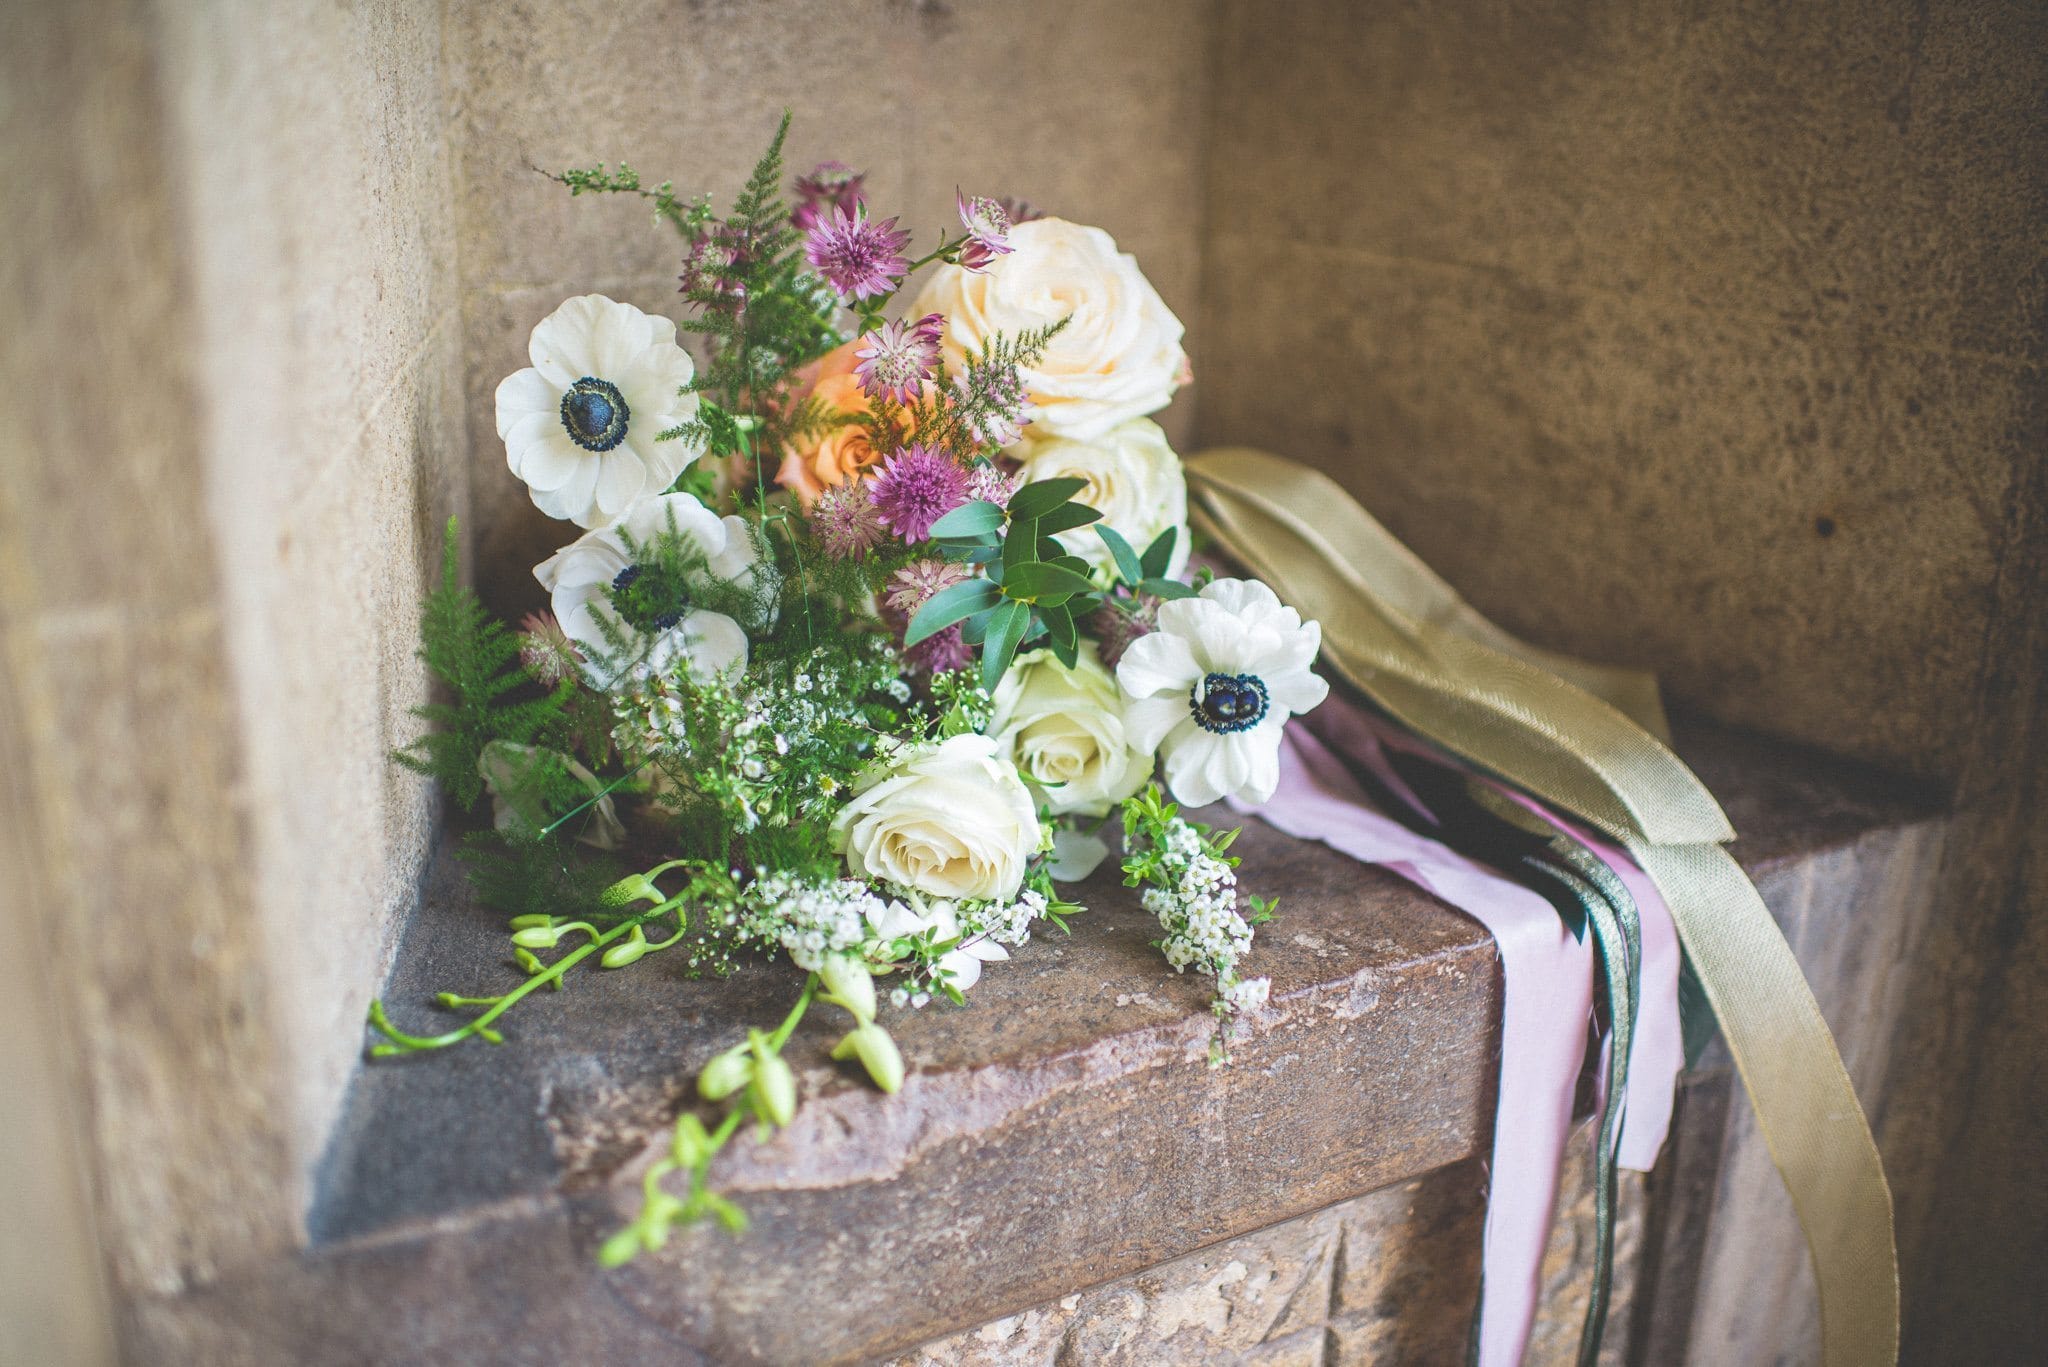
<box><xmin>987</xmin><ymin>643</ymin><xmax>1153</xmax><ymax>817</ymax></box>
<box><xmin>909</xmin><ymin>218</ymin><xmax>1187</xmax><ymax>442</ymax></box>
<box><xmin>1013</xmin><ymin>418</ymin><xmax>1190</xmax><ymax>581</ymax></box>
<box><xmin>830</xmin><ymin>734</ymin><xmax>1040</xmax><ymax>901</ymax></box>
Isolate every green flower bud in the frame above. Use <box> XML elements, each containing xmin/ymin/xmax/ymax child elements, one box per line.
<box><xmin>820</xmin><ymin>953</ymin><xmax>877</xmax><ymax>1024</ymax></box>
<box><xmin>508</xmin><ymin>913</ymin><xmax>554</xmax><ymax>931</ymax></box>
<box><xmin>598</xmin><ymin>1226</ymin><xmax>646</xmax><ymax>1268</ymax></box>
<box><xmin>600</xmin><ymin>925</ymin><xmax>649</xmax><ymax>969</ymax></box>
<box><xmin>511</xmin><ymin>925</ymin><xmax>561</xmax><ymax>949</ymax></box>
<box><xmin>698</xmin><ymin>1046</ymin><xmax>754</xmax><ymax>1101</ymax></box>
<box><xmin>671</xmin><ymin>1114</ymin><xmax>712</xmax><ymax>1169</ymax></box>
<box><xmin>704</xmin><ymin>1192</ymin><xmax>749</xmax><ymax>1233</ymax></box>
<box><xmin>831</xmin><ymin>1023</ymin><xmax>906</xmax><ymax>1094</ymax></box>
<box><xmin>751</xmin><ymin>1053</ymin><xmax>798</xmax><ymax>1128</ymax></box>
<box><xmin>602</xmin><ymin>872</ymin><xmax>664</xmax><ymax>908</ymax></box>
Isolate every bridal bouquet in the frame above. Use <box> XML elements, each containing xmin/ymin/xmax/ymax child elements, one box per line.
<box><xmin>370</xmin><ymin>115</ymin><xmax>1327</xmax><ymax>1262</ymax></box>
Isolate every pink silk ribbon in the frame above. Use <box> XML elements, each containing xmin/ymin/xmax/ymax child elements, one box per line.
<box><xmin>1234</xmin><ymin>695</ymin><xmax>1681</xmax><ymax>1366</ymax></box>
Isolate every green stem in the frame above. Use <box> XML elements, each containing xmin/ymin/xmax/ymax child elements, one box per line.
<box><xmin>768</xmin><ymin>973</ymin><xmax>820</xmax><ymax>1051</ymax></box>
<box><xmin>538</xmin><ymin>767</ymin><xmax>641</xmax><ymax>838</ymax></box>
<box><xmin>690</xmin><ymin>1109</ymin><xmax>748</xmax><ymax>1199</ymax></box>
<box><xmin>367</xmin><ymin>905</ymin><xmax>671</xmax><ymax>1055</ymax></box>
<box><xmin>900</xmin><ymin>231</ymin><xmax>962</xmax><ymax>277</ymax></box>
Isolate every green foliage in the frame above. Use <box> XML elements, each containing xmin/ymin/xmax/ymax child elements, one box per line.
<box><xmin>681</xmin><ymin>114</ymin><xmax>843</xmax><ymax>457</ymax></box>
<box><xmin>393</xmin><ymin>519</ymin><xmax>573</xmax><ymax>808</ymax></box>
<box><xmin>621</xmin><ymin>634</ymin><xmax>909</xmax><ymax>878</ymax></box>
<box><xmin>455</xmin><ymin>829</ymin><xmax>627</xmax><ymax>926</ymax></box>
<box><xmin>548</xmin><ymin>161</ymin><xmax>711</xmax><ymax>238</ymax></box>
<box><xmin>912</xmin><ymin>478</ymin><xmax>1108</xmax><ymax>689</ymax></box>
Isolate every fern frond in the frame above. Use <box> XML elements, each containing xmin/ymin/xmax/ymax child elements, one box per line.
<box><xmin>393</xmin><ymin>518</ymin><xmax>577</xmax><ymax>808</ymax></box>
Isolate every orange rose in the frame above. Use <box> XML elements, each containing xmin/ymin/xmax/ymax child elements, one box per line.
<box><xmin>776</xmin><ymin>342</ymin><xmax>919</xmax><ymax>504</ymax></box>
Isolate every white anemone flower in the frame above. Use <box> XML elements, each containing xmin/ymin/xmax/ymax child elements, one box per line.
<box><xmin>1115</xmin><ymin>579</ymin><xmax>1329</xmax><ymax>807</ymax></box>
<box><xmin>495</xmin><ymin>294</ymin><xmax>704</xmax><ymax>529</ymax></box>
<box><xmin>533</xmin><ymin>493</ymin><xmax>769</xmax><ymax>689</ymax></box>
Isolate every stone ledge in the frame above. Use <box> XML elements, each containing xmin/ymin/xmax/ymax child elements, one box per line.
<box><xmin>133</xmin><ymin>717</ymin><xmax>1937</xmax><ymax>1366</ymax></box>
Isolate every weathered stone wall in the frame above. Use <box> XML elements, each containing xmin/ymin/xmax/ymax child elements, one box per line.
<box><xmin>1199</xmin><ymin>0</ymin><xmax>2043</xmax><ymax>785</ymax></box>
<box><xmin>443</xmin><ymin>0</ymin><xmax>1216</xmax><ymax>611</ymax></box>
<box><xmin>1198</xmin><ymin>3</ymin><xmax>2048</xmax><ymax>1360</ymax></box>
<box><xmin>1</xmin><ymin>0</ymin><xmax>466</xmax><ymax>1320</ymax></box>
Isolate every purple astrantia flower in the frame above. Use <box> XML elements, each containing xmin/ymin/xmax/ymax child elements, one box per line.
<box><xmin>963</xmin><ymin>462</ymin><xmax>1019</xmax><ymax>508</ymax></box>
<box><xmin>804</xmin><ymin>204</ymin><xmax>912</xmax><ymax>303</ymax></box>
<box><xmin>854</xmin><ymin>313</ymin><xmax>944</xmax><ymax>404</ymax></box>
<box><xmin>955</xmin><ymin>192</ymin><xmax>1015</xmax><ymax>273</ymax></box>
<box><xmin>792</xmin><ymin>161</ymin><xmax>866</xmax><ymax>233</ymax></box>
<box><xmin>883</xmin><ymin>559</ymin><xmax>973</xmax><ymax>617</ymax></box>
<box><xmin>952</xmin><ymin>363</ymin><xmax>1035</xmax><ymax>448</ymax></box>
<box><xmin>869</xmin><ymin>444</ymin><xmax>969</xmax><ymax>543</ymax></box>
<box><xmin>812</xmin><ymin>481</ymin><xmax>888</xmax><ymax>560</ymax></box>
<box><xmin>905</xmin><ymin>624</ymin><xmax>974</xmax><ymax>676</ymax></box>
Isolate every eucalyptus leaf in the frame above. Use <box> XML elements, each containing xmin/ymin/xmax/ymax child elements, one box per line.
<box><xmin>980</xmin><ymin>600</ymin><xmax>1030</xmax><ymax>690</ymax></box>
<box><xmin>1139</xmin><ymin>526</ymin><xmax>1179</xmax><ymax>579</ymax></box>
<box><xmin>935</xmin><ymin>532</ymin><xmax>1000</xmax><ymax>556</ymax></box>
<box><xmin>1036</xmin><ymin>502</ymin><xmax>1104</xmax><ymax>536</ymax></box>
<box><xmin>959</xmin><ymin>607</ymin><xmax>995</xmax><ymax>645</ymax></box>
<box><xmin>905</xmin><ymin>578</ymin><xmax>1000</xmax><ymax>646</ymax></box>
<box><xmin>1004</xmin><ymin>516</ymin><xmax>1039</xmax><ymax>574</ymax></box>
<box><xmin>1097</xmin><ymin>525</ymin><xmax>1143</xmax><ymax>585</ymax></box>
<box><xmin>1003</xmin><ymin>562</ymin><xmax>1097</xmax><ymax>603</ymax></box>
<box><xmin>1140</xmin><ymin>576</ymin><xmax>1198</xmax><ymax>600</ymax></box>
<box><xmin>1043</xmin><ymin>602</ymin><xmax>1078</xmax><ymax>667</ymax></box>
<box><xmin>1007</xmin><ymin>477</ymin><xmax>1089</xmax><ymax>520</ymax></box>
<box><xmin>928</xmin><ymin>500</ymin><xmax>1006</xmax><ymax>539</ymax></box>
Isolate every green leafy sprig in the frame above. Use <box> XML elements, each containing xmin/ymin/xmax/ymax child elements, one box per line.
<box><xmin>392</xmin><ymin>518</ymin><xmax>574</xmax><ymax>809</ymax></box>
<box><xmin>906</xmin><ymin>477</ymin><xmax>1109</xmax><ymax>690</ymax></box>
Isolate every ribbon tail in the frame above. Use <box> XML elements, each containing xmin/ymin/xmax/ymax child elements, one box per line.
<box><xmin>1531</xmin><ymin>840</ymin><xmax>1641</xmax><ymax>1367</ymax></box>
<box><xmin>1629</xmin><ymin>841</ymin><xmax>1900</xmax><ymax>1367</ymax></box>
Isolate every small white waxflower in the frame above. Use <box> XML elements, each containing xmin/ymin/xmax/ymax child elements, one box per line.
<box><xmin>1116</xmin><ymin>579</ymin><xmax>1329</xmax><ymax>807</ymax></box>
<box><xmin>534</xmin><ymin>492</ymin><xmax>769</xmax><ymax>690</ymax></box>
<box><xmin>496</xmin><ymin>294</ymin><xmax>704</xmax><ymax>529</ymax></box>
<box><xmin>1221</xmin><ymin>976</ymin><xmax>1271</xmax><ymax>1014</ymax></box>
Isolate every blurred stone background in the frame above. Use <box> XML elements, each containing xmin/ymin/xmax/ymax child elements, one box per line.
<box><xmin>2</xmin><ymin>0</ymin><xmax>2041</xmax><ymax>1362</ymax></box>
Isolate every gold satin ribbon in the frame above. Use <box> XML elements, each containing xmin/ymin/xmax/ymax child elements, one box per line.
<box><xmin>1188</xmin><ymin>448</ymin><xmax>1898</xmax><ymax>1367</ymax></box>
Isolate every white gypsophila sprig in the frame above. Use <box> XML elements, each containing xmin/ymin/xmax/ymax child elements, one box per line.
<box><xmin>863</xmin><ymin>886</ymin><xmax>1058</xmax><ymax>1007</ymax></box>
<box><xmin>1120</xmin><ymin>790</ymin><xmax>1273</xmax><ymax>1031</ymax></box>
<box><xmin>739</xmin><ymin>872</ymin><xmax>890</xmax><ymax>973</ymax></box>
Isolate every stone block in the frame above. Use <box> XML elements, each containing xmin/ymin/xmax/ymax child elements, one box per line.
<box><xmin>111</xmin><ymin>715</ymin><xmax>1936</xmax><ymax>1364</ymax></box>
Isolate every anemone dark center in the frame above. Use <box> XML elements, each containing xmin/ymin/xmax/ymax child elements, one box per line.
<box><xmin>1190</xmin><ymin>672</ymin><xmax>1269</xmax><ymax>734</ymax></box>
<box><xmin>610</xmin><ymin>561</ymin><xmax>690</xmax><ymax>634</ymax></box>
<box><xmin>561</xmin><ymin>377</ymin><xmax>630</xmax><ymax>452</ymax></box>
